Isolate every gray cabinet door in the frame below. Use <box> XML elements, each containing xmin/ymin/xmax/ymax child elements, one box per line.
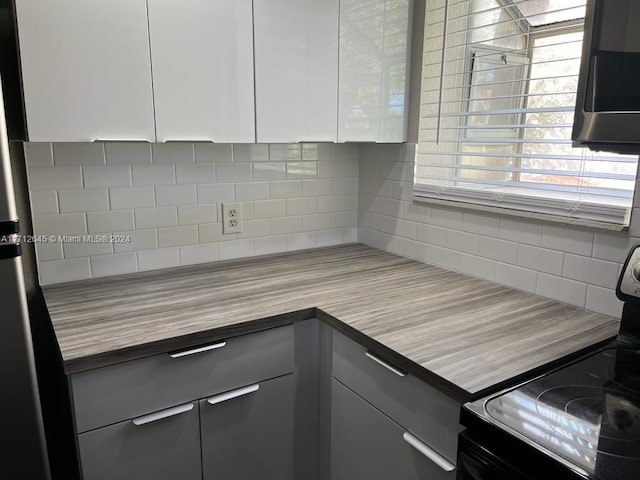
<box><xmin>331</xmin><ymin>379</ymin><xmax>456</xmax><ymax>480</ymax></box>
<box><xmin>200</xmin><ymin>373</ymin><xmax>295</xmax><ymax>480</ymax></box>
<box><xmin>78</xmin><ymin>402</ymin><xmax>201</xmax><ymax>480</ymax></box>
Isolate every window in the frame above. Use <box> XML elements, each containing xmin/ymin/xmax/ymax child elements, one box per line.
<box><xmin>415</xmin><ymin>0</ymin><xmax>639</xmax><ymax>227</ymax></box>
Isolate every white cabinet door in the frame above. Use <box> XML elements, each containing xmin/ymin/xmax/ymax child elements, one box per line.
<box><xmin>254</xmin><ymin>0</ymin><xmax>339</xmax><ymax>143</ymax></box>
<box><xmin>16</xmin><ymin>0</ymin><xmax>155</xmax><ymax>142</ymax></box>
<box><xmin>148</xmin><ymin>0</ymin><xmax>255</xmax><ymax>143</ymax></box>
<box><xmin>338</xmin><ymin>0</ymin><xmax>413</xmax><ymax>142</ymax></box>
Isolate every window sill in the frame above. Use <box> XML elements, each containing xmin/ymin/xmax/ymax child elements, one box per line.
<box><xmin>412</xmin><ymin>195</ymin><xmax>629</xmax><ymax>232</ymax></box>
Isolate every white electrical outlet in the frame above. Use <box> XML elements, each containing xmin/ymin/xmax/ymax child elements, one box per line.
<box><xmin>222</xmin><ymin>203</ymin><xmax>242</xmax><ymax>234</ymax></box>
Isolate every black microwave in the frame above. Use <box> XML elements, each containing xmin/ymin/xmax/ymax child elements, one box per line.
<box><xmin>572</xmin><ymin>0</ymin><xmax>640</xmax><ymax>154</ymax></box>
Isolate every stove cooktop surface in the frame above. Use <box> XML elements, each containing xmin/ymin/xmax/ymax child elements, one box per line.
<box><xmin>478</xmin><ymin>347</ymin><xmax>640</xmax><ymax>479</ymax></box>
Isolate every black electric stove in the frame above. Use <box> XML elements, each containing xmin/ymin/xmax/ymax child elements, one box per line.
<box><xmin>458</xmin><ymin>245</ymin><xmax>640</xmax><ymax>480</ymax></box>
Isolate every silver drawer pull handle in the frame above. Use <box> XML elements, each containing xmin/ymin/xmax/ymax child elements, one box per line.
<box><xmin>169</xmin><ymin>342</ymin><xmax>227</xmax><ymax>358</ymax></box>
<box><xmin>206</xmin><ymin>384</ymin><xmax>259</xmax><ymax>406</ymax></box>
<box><xmin>93</xmin><ymin>138</ymin><xmax>151</xmax><ymax>143</ymax></box>
<box><xmin>132</xmin><ymin>403</ymin><xmax>194</xmax><ymax>426</ymax></box>
<box><xmin>402</xmin><ymin>432</ymin><xmax>455</xmax><ymax>472</ymax></box>
<box><xmin>365</xmin><ymin>352</ymin><xmax>406</xmax><ymax>377</ymax></box>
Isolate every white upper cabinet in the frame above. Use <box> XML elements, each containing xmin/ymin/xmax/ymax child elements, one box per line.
<box><xmin>338</xmin><ymin>0</ymin><xmax>413</xmax><ymax>142</ymax></box>
<box><xmin>147</xmin><ymin>0</ymin><xmax>255</xmax><ymax>143</ymax></box>
<box><xmin>16</xmin><ymin>0</ymin><xmax>156</xmax><ymax>142</ymax></box>
<box><xmin>254</xmin><ymin>0</ymin><xmax>339</xmax><ymax>143</ymax></box>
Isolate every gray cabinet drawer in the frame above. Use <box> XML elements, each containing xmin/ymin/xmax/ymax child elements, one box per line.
<box><xmin>78</xmin><ymin>401</ymin><xmax>201</xmax><ymax>480</ymax></box>
<box><xmin>200</xmin><ymin>373</ymin><xmax>295</xmax><ymax>480</ymax></box>
<box><xmin>332</xmin><ymin>330</ymin><xmax>462</xmax><ymax>463</ymax></box>
<box><xmin>331</xmin><ymin>379</ymin><xmax>456</xmax><ymax>480</ymax></box>
<box><xmin>72</xmin><ymin>325</ymin><xmax>294</xmax><ymax>432</ymax></box>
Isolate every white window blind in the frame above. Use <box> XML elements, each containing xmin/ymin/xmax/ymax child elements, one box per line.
<box><xmin>416</xmin><ymin>0</ymin><xmax>639</xmax><ymax>226</ymax></box>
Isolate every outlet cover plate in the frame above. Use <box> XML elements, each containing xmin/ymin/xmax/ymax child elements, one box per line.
<box><xmin>222</xmin><ymin>203</ymin><xmax>242</xmax><ymax>234</ymax></box>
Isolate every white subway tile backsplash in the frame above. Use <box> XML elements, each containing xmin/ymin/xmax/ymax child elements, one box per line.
<box><xmin>416</xmin><ymin>224</ymin><xmax>446</xmax><ymax>246</ymax></box>
<box><xmin>270</xmin><ymin>181</ymin><xmax>302</xmax><ymax>199</ymax></box>
<box><xmin>302</xmin><ymin>179</ymin><xmax>331</xmax><ymax>197</ymax></box>
<box><xmin>195</xmin><ymin>143</ymin><xmax>233</xmax><ymax>163</ymax></box>
<box><xmin>495</xmin><ymin>263</ymin><xmax>538</xmax><ymax>294</ymax></box>
<box><xmin>179</xmin><ymin>243</ymin><xmax>219</xmax><ymax>266</ymax></box>
<box><xmin>53</xmin><ymin>143</ymin><xmax>105</xmax><ymax>166</ymax></box>
<box><xmin>430</xmin><ymin>245</ymin><xmax>460</xmax><ymax>271</ymax></box>
<box><xmin>536</xmin><ymin>273</ymin><xmax>587</xmax><ymax>308</ymax></box>
<box><xmin>517</xmin><ymin>245</ymin><xmax>563</xmax><ymax>276</ymax></box>
<box><xmin>34</xmin><ymin>213</ymin><xmax>87</xmax><ymax>236</ymax></box>
<box><xmin>216</xmin><ymin>163</ymin><xmax>252</xmax><ymax>183</ymax></box>
<box><xmin>586</xmin><ymin>285</ymin><xmax>623</xmax><ymax>317</ymax></box>
<box><xmin>135</xmin><ymin>207</ymin><xmax>178</xmax><ymax>229</ymax></box>
<box><xmin>593</xmin><ymin>232</ymin><xmax>633</xmax><ymax>262</ymax></box>
<box><xmin>401</xmin><ymin>238</ymin><xmax>430</xmax><ymax>263</ymax></box>
<box><xmin>91</xmin><ymin>253</ymin><xmax>138</xmax><ymax>277</ymax></box>
<box><xmin>458</xmin><ymin>252</ymin><xmax>496</xmax><ymax>282</ymax></box>
<box><xmin>541</xmin><ymin>225</ymin><xmax>594</xmax><ymax>256</ymax></box>
<box><xmin>35</xmin><ymin>241</ymin><xmax>63</xmax><ymax>262</ymax></box>
<box><xmin>176</xmin><ymin>164</ymin><xmax>215</xmax><ymax>185</ymax></box>
<box><xmin>462</xmin><ymin>212</ymin><xmax>500</xmax><ymax>237</ymax></box>
<box><xmin>563</xmin><ymin>254</ymin><xmax>620</xmax><ymax>290</ymax></box>
<box><xmin>63</xmin><ymin>240</ymin><xmax>112</xmax><ymax>259</ymax></box>
<box><xmin>58</xmin><ymin>189</ymin><xmax>109</xmax><ymax>213</ymax></box>
<box><xmin>138</xmin><ymin>247</ymin><xmax>180</xmax><ymax>271</ymax></box>
<box><xmin>287</xmin><ymin>197</ymin><xmax>316</xmax><ymax>215</ymax></box>
<box><xmin>445</xmin><ymin>229</ymin><xmax>479</xmax><ymax>255</ymax></box>
<box><xmin>269</xmin><ymin>144</ymin><xmax>301</xmax><ymax>161</ymax></box>
<box><xmin>478</xmin><ymin>236</ymin><xmax>518</xmax><ymax>264</ymax></box>
<box><xmin>237</xmin><ymin>219</ymin><xmax>271</xmax><ymax>239</ymax></box>
<box><xmin>332</xmin><ymin>143</ymin><xmax>359</xmax><ymax>161</ymax></box>
<box><xmin>155</xmin><ymin>184</ymin><xmax>197</xmax><ymax>206</ymax></box>
<box><xmin>303</xmin><ymin>213</ymin><xmax>332</xmax><ymax>231</ymax></box>
<box><xmin>113</xmin><ymin>229</ymin><xmax>157</xmax><ymax>253</ymax></box>
<box><xmin>28</xmin><ymin>166</ymin><xmax>83</xmax><ymax>191</ymax></box>
<box><xmin>39</xmin><ymin>258</ymin><xmax>91</xmax><ymax>285</ymax></box>
<box><xmin>28</xmin><ymin>142</ymin><xmax>357</xmax><ymax>284</ymax></box>
<box><xmin>233</xmin><ymin>144</ymin><xmax>268</xmax><ymax>162</ymax></box>
<box><xmin>287</xmin><ymin>162</ymin><xmax>318</xmax><ymax>179</ymax></box>
<box><xmin>105</xmin><ymin>142</ymin><xmax>152</xmax><ymax>165</ymax></box>
<box><xmin>317</xmin><ymin>229</ymin><xmax>348</xmax><ymax>247</ymax></box>
<box><xmin>236</xmin><ymin>182</ymin><xmax>270</xmax><ymax>201</ymax></box>
<box><xmin>110</xmin><ymin>186</ymin><xmax>155</xmax><ymax>210</ymax></box>
<box><xmin>152</xmin><ymin>143</ymin><xmax>194</xmax><ymax>164</ymax></box>
<box><xmin>198</xmin><ymin>223</ymin><xmax>228</xmax><ymax>243</ymax></box>
<box><xmin>332</xmin><ymin>211</ymin><xmax>359</xmax><ymax>230</ymax></box>
<box><xmin>196</xmin><ymin>184</ymin><xmax>235</xmax><ymax>204</ymax></box>
<box><xmin>302</xmin><ymin>144</ymin><xmax>332</xmax><ymax>161</ymax></box>
<box><xmin>253</xmin><ymin>162</ymin><xmax>286</xmax><ymax>181</ymax></box>
<box><xmin>87</xmin><ymin>210</ymin><xmax>135</xmax><ymax>234</ymax></box>
<box><xmin>83</xmin><ymin>166</ymin><xmax>131</xmax><ymax>188</ymax></box>
<box><xmin>24</xmin><ymin>143</ymin><xmax>53</xmax><ymax>167</ymax></box>
<box><xmin>30</xmin><ymin>191</ymin><xmax>59</xmax><ymax>215</ymax></box>
<box><xmin>254</xmin><ymin>199</ymin><xmax>286</xmax><ymax>219</ymax></box>
<box><xmin>254</xmin><ymin>235</ymin><xmax>287</xmax><ymax>255</ymax></box>
<box><xmin>132</xmin><ymin>165</ymin><xmax>176</xmax><ymax>186</ymax></box>
<box><xmin>219</xmin><ymin>239</ymin><xmax>254</xmax><ymax>260</ymax></box>
<box><xmin>177</xmin><ymin>205</ymin><xmax>217</xmax><ymax>225</ymax></box>
<box><xmin>158</xmin><ymin>225</ymin><xmax>199</xmax><ymax>247</ymax></box>
<box><xmin>286</xmin><ymin>232</ymin><xmax>317</xmax><ymax>251</ymax></box>
<box><xmin>499</xmin><ymin>219</ymin><xmax>542</xmax><ymax>246</ymax></box>
<box><xmin>271</xmin><ymin>216</ymin><xmax>302</xmax><ymax>235</ymax></box>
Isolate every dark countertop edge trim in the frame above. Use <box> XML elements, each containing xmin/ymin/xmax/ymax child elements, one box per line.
<box><xmin>62</xmin><ymin>308</ymin><xmax>316</xmax><ymax>374</ymax></box>
<box><xmin>61</xmin><ymin>307</ymin><xmax>617</xmax><ymax>406</ymax></box>
<box><xmin>314</xmin><ymin>309</ymin><xmax>473</xmax><ymax>403</ymax></box>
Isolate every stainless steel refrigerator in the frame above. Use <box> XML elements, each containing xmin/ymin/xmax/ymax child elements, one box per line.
<box><xmin>0</xmin><ymin>75</ymin><xmax>51</xmax><ymax>478</ymax></box>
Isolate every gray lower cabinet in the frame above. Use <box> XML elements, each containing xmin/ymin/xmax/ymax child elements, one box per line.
<box><xmin>331</xmin><ymin>378</ymin><xmax>456</xmax><ymax>480</ymax></box>
<box><xmin>78</xmin><ymin>401</ymin><xmax>201</xmax><ymax>480</ymax></box>
<box><xmin>200</xmin><ymin>373</ymin><xmax>295</xmax><ymax>480</ymax></box>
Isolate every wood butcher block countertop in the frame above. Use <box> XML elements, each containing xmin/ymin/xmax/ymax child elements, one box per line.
<box><xmin>43</xmin><ymin>244</ymin><xmax>620</xmax><ymax>401</ymax></box>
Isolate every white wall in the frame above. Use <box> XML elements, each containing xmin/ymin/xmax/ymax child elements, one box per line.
<box><xmin>358</xmin><ymin>143</ymin><xmax>640</xmax><ymax>318</ymax></box>
<box><xmin>25</xmin><ymin>142</ymin><xmax>359</xmax><ymax>285</ymax></box>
